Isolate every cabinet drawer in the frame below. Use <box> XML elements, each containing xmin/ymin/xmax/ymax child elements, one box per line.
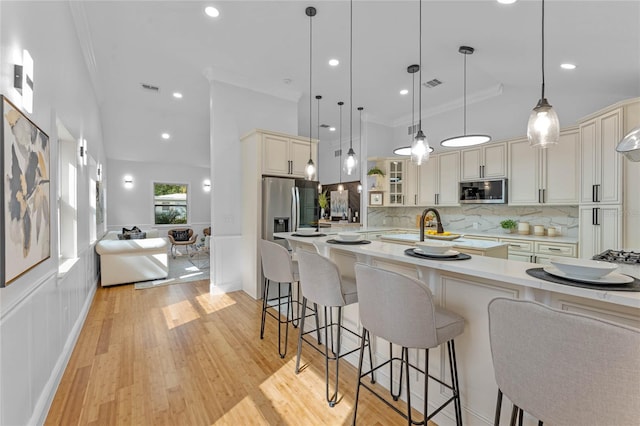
<box><xmin>535</xmin><ymin>242</ymin><xmax>577</xmax><ymax>257</ymax></box>
<box><xmin>464</xmin><ymin>235</ymin><xmax>499</xmax><ymax>242</ymax></box>
<box><xmin>501</xmin><ymin>239</ymin><xmax>534</xmax><ymax>253</ymax></box>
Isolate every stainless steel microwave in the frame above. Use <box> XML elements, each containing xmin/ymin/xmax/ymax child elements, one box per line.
<box><xmin>459</xmin><ymin>179</ymin><xmax>507</xmax><ymax>204</ymax></box>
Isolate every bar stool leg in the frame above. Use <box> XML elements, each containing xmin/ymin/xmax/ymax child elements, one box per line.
<box><xmin>291</xmin><ymin>282</ymin><xmax>300</xmax><ymax>328</ymax></box>
<box><xmin>352</xmin><ymin>328</ymin><xmax>369</xmax><ymax>426</ymax></box>
<box><xmin>260</xmin><ymin>277</ymin><xmax>269</xmax><ymax>339</ymax></box>
<box><xmin>517</xmin><ymin>408</ymin><xmax>523</xmax><ymax>426</ymax></box>
<box><xmin>494</xmin><ymin>389</ymin><xmax>503</xmax><ymax>426</ymax></box>
<box><xmin>390</xmin><ymin>343</ymin><xmax>403</xmax><ymax>401</ymax></box>
<box><xmin>275</xmin><ymin>283</ymin><xmax>291</xmax><ymax>358</ymax></box>
<box><xmin>314</xmin><ymin>303</ymin><xmax>321</xmax><ymax>344</ymax></box>
<box><xmin>447</xmin><ymin>340</ymin><xmax>463</xmax><ymax>426</ymax></box>
<box><xmin>324</xmin><ymin>306</ymin><xmax>343</xmax><ymax>407</ymax></box>
<box><xmin>509</xmin><ymin>405</ymin><xmax>519</xmax><ymax>426</ymax></box>
<box><xmin>295</xmin><ymin>297</ymin><xmax>308</xmax><ymax>374</ymax></box>
<box><xmin>404</xmin><ymin>346</ymin><xmax>413</xmax><ymax>426</ymax></box>
<box><xmin>367</xmin><ymin>332</ymin><xmax>375</xmax><ymax>384</ymax></box>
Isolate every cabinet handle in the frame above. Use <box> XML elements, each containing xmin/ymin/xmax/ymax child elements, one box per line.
<box><xmin>592</xmin><ymin>184</ymin><xmax>596</xmax><ymax>203</ymax></box>
<box><xmin>548</xmin><ymin>247</ymin><xmax>562</xmax><ymax>252</ymax></box>
<box><xmin>595</xmin><ymin>184</ymin><xmax>601</xmax><ymax>203</ymax></box>
<box><xmin>482</xmin><ymin>165</ymin><xmax>485</xmax><ymax>178</ymax></box>
<box><xmin>509</xmin><ymin>244</ymin><xmax>521</xmax><ymax>248</ymax></box>
<box><xmin>415</xmin><ymin>194</ymin><xmax>417</xmax><ymax>205</ymax></box>
<box><xmin>538</xmin><ymin>189</ymin><xmax>542</xmax><ymax>204</ymax></box>
<box><xmin>435</xmin><ymin>194</ymin><xmax>438</xmax><ymax>205</ymax></box>
<box><xmin>592</xmin><ymin>207</ymin><xmax>601</xmax><ymax>226</ymax></box>
<box><xmin>542</xmin><ymin>188</ymin><xmax>545</xmax><ymax>204</ymax></box>
<box><xmin>479</xmin><ymin>165</ymin><xmax>483</xmax><ymax>178</ymax></box>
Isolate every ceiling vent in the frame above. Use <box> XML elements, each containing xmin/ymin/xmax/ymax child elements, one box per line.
<box><xmin>320</xmin><ymin>124</ymin><xmax>331</xmax><ymax>128</ymax></box>
<box><xmin>423</xmin><ymin>78</ymin><xmax>443</xmax><ymax>89</ymax></box>
<box><xmin>407</xmin><ymin>123</ymin><xmax>419</xmax><ymax>135</ymax></box>
<box><xmin>141</xmin><ymin>83</ymin><xmax>160</xmax><ymax>92</ymax></box>
<box><xmin>334</xmin><ymin>149</ymin><xmax>342</xmax><ymax>157</ymax></box>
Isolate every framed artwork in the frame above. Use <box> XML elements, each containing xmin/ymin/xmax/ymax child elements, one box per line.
<box><xmin>330</xmin><ymin>190</ymin><xmax>348</xmax><ymax>218</ymax></box>
<box><xmin>1</xmin><ymin>95</ymin><xmax>51</xmax><ymax>287</ymax></box>
<box><xmin>369</xmin><ymin>191</ymin><xmax>383</xmax><ymax>206</ymax></box>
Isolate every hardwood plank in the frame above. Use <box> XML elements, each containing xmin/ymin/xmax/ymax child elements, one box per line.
<box><xmin>46</xmin><ymin>280</ymin><xmax>437</xmax><ymax>425</ymax></box>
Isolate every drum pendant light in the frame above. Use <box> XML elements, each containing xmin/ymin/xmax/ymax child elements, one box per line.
<box><xmin>338</xmin><ymin>101</ymin><xmax>344</xmax><ymax>193</ymax></box>
<box><xmin>410</xmin><ymin>0</ymin><xmax>430</xmax><ymax>166</ymax></box>
<box><xmin>527</xmin><ymin>0</ymin><xmax>560</xmax><ymax>148</ymax></box>
<box><xmin>441</xmin><ymin>46</ymin><xmax>491</xmax><ymax>147</ymax></box>
<box><xmin>343</xmin><ymin>0</ymin><xmax>357</xmax><ymax>176</ymax></box>
<box><xmin>305</xmin><ymin>6</ymin><xmax>317</xmax><ymax>180</ymax></box>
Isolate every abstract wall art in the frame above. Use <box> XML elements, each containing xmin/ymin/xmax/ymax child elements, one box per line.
<box><xmin>1</xmin><ymin>96</ymin><xmax>50</xmax><ymax>287</ymax></box>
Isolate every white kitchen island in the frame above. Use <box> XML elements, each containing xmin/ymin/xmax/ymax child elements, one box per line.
<box><xmin>275</xmin><ymin>232</ymin><xmax>640</xmax><ymax>426</ymax></box>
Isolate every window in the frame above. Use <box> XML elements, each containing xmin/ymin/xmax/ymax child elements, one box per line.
<box><xmin>154</xmin><ymin>182</ymin><xmax>188</xmax><ymax>224</ymax></box>
<box><xmin>57</xmin><ymin>119</ymin><xmax>78</xmax><ymax>273</ymax></box>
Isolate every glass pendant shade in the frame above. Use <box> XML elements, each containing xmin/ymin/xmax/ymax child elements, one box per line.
<box><xmin>411</xmin><ymin>129</ymin><xmax>430</xmax><ymax>166</ymax></box>
<box><xmin>394</xmin><ymin>145</ymin><xmax>433</xmax><ymax>156</ymax></box>
<box><xmin>343</xmin><ymin>147</ymin><xmax>358</xmax><ymax>176</ymax></box>
<box><xmin>338</xmin><ymin>183</ymin><xmax>344</xmax><ymax>193</ymax></box>
<box><xmin>527</xmin><ymin>98</ymin><xmax>559</xmax><ymax>148</ymax></box>
<box><xmin>305</xmin><ymin>159</ymin><xmax>316</xmax><ymax>179</ymax></box>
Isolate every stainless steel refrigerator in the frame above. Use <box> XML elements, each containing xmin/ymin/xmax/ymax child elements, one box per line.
<box><xmin>262</xmin><ymin>177</ymin><xmax>319</xmax><ymax>245</ymax></box>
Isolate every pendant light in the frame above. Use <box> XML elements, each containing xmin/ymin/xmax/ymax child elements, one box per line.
<box><xmin>441</xmin><ymin>46</ymin><xmax>491</xmax><ymax>147</ymax></box>
<box><xmin>357</xmin><ymin>106</ymin><xmax>363</xmax><ymax>193</ymax></box>
<box><xmin>305</xmin><ymin>6</ymin><xmax>317</xmax><ymax>179</ymax></box>
<box><xmin>343</xmin><ymin>0</ymin><xmax>357</xmax><ymax>176</ymax></box>
<box><xmin>410</xmin><ymin>0</ymin><xmax>430</xmax><ymax>166</ymax></box>
<box><xmin>338</xmin><ymin>101</ymin><xmax>344</xmax><ymax>193</ymax></box>
<box><xmin>316</xmin><ymin>95</ymin><xmax>323</xmax><ymax>191</ymax></box>
<box><xmin>393</xmin><ymin>64</ymin><xmax>433</xmax><ymax>156</ymax></box>
<box><xmin>527</xmin><ymin>0</ymin><xmax>560</xmax><ymax>148</ymax></box>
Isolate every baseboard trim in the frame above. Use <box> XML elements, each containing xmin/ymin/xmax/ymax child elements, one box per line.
<box><xmin>29</xmin><ymin>278</ymin><xmax>98</xmax><ymax>425</ymax></box>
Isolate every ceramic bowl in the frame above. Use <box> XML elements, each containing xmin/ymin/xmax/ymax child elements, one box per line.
<box><xmin>549</xmin><ymin>257</ymin><xmax>617</xmax><ymax>279</ymax></box>
<box><xmin>296</xmin><ymin>228</ymin><xmax>317</xmax><ymax>235</ymax></box>
<box><xmin>337</xmin><ymin>232</ymin><xmax>361</xmax><ymax>241</ymax></box>
<box><xmin>415</xmin><ymin>240</ymin><xmax>455</xmax><ymax>254</ymax></box>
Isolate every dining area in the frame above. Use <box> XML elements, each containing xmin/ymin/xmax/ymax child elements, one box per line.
<box><xmin>258</xmin><ymin>230</ymin><xmax>640</xmax><ymax>425</ymax></box>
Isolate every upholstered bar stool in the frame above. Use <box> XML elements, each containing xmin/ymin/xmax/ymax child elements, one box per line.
<box><xmin>353</xmin><ymin>263</ymin><xmax>465</xmax><ymax>426</ymax></box>
<box><xmin>488</xmin><ymin>298</ymin><xmax>640</xmax><ymax>426</ymax></box>
<box><xmin>259</xmin><ymin>239</ymin><xmax>320</xmax><ymax>358</ymax></box>
<box><xmin>295</xmin><ymin>250</ymin><xmax>374</xmax><ymax>407</ymax></box>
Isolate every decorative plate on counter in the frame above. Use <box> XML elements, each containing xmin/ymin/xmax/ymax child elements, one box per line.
<box><xmin>425</xmin><ymin>233</ymin><xmax>463</xmax><ymax>241</ymax></box>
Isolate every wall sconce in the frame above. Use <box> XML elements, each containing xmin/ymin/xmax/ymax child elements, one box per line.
<box><xmin>79</xmin><ymin>139</ymin><xmax>88</xmax><ymax>166</ymax></box>
<box><xmin>124</xmin><ymin>175</ymin><xmax>133</xmax><ymax>188</ymax></box>
<box><xmin>97</xmin><ymin>163</ymin><xmax>102</xmax><ymax>182</ymax></box>
<box><xmin>203</xmin><ymin>179</ymin><xmax>211</xmax><ymax>192</ymax></box>
<box><xmin>14</xmin><ymin>49</ymin><xmax>33</xmax><ymax>113</ymax></box>
<box><xmin>318</xmin><ymin>183</ymin><xmax>322</xmax><ymax>192</ymax></box>
<box><xmin>357</xmin><ymin>184</ymin><xmax>363</xmax><ymax>193</ymax></box>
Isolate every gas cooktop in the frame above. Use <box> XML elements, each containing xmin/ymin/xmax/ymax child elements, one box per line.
<box><xmin>592</xmin><ymin>250</ymin><xmax>640</xmax><ymax>264</ymax></box>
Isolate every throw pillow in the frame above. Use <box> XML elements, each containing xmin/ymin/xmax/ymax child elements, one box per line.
<box><xmin>128</xmin><ymin>232</ymin><xmax>147</xmax><ymax>240</ymax></box>
<box><xmin>122</xmin><ymin>226</ymin><xmax>141</xmax><ymax>235</ymax></box>
<box><xmin>117</xmin><ymin>233</ymin><xmax>128</xmax><ymax>240</ymax></box>
<box><xmin>173</xmin><ymin>230</ymin><xmax>190</xmax><ymax>241</ymax></box>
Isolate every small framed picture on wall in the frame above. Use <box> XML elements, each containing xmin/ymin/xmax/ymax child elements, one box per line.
<box><xmin>369</xmin><ymin>191</ymin><xmax>383</xmax><ymax>206</ymax></box>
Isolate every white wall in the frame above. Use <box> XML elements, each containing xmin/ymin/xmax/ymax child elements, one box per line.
<box><xmin>209</xmin><ymin>80</ymin><xmax>298</xmax><ymax>292</ymax></box>
<box><xmin>0</xmin><ymin>2</ymin><xmax>105</xmax><ymax>425</ymax></box>
<box><xmin>106</xmin><ymin>159</ymin><xmax>211</xmax><ymax>232</ymax></box>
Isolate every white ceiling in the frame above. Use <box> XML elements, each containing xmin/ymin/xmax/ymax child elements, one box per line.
<box><xmin>76</xmin><ymin>1</ymin><xmax>640</xmax><ymax>168</ymax></box>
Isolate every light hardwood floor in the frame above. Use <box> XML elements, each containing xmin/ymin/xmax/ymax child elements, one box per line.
<box><xmin>46</xmin><ymin>280</ymin><xmax>435</xmax><ymax>425</ymax></box>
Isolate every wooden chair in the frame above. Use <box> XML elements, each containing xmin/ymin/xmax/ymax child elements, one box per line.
<box><xmin>167</xmin><ymin>228</ymin><xmax>197</xmax><ymax>258</ymax></box>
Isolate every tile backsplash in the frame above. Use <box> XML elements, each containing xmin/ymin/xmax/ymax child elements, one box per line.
<box><xmin>367</xmin><ymin>204</ymin><xmax>579</xmax><ymax>238</ymax></box>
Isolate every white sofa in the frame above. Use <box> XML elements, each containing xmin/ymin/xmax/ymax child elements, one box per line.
<box><xmin>95</xmin><ymin>230</ymin><xmax>169</xmax><ymax>286</ymax></box>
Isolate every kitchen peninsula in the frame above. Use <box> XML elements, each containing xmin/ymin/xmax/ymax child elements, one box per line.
<box><xmin>276</xmin><ymin>231</ymin><xmax>639</xmax><ymax>426</ymax></box>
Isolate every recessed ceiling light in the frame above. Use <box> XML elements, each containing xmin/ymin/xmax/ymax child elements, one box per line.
<box><xmin>204</xmin><ymin>6</ymin><xmax>220</xmax><ymax>18</ymax></box>
<box><xmin>329</xmin><ymin>127</ymin><xmax>336</xmax><ymax>132</ymax></box>
<box><xmin>560</xmin><ymin>63</ymin><xmax>577</xmax><ymax>70</ymax></box>
<box><xmin>497</xmin><ymin>0</ymin><xmax>517</xmax><ymax>4</ymax></box>
<box><xmin>172</xmin><ymin>92</ymin><xmax>183</xmax><ymax>99</ymax></box>
<box><xmin>161</xmin><ymin>133</ymin><xmax>170</xmax><ymax>140</ymax></box>
<box><xmin>400</xmin><ymin>89</ymin><xmax>409</xmax><ymax>95</ymax></box>
<box><xmin>328</xmin><ymin>59</ymin><xmax>339</xmax><ymax>67</ymax></box>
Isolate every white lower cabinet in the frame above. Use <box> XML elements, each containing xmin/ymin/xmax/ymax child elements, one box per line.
<box><xmin>499</xmin><ymin>237</ymin><xmax>577</xmax><ymax>264</ymax></box>
<box><xmin>579</xmin><ymin>205</ymin><xmax>622</xmax><ymax>259</ymax></box>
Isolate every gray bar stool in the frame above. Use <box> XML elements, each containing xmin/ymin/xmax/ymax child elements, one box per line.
<box><xmin>353</xmin><ymin>263</ymin><xmax>465</xmax><ymax>426</ymax></box>
<box><xmin>488</xmin><ymin>297</ymin><xmax>640</xmax><ymax>426</ymax></box>
<box><xmin>295</xmin><ymin>250</ymin><xmax>374</xmax><ymax>407</ymax></box>
<box><xmin>259</xmin><ymin>239</ymin><xmax>319</xmax><ymax>358</ymax></box>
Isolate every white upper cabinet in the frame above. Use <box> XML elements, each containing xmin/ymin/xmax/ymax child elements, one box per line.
<box><xmin>461</xmin><ymin>142</ymin><xmax>507</xmax><ymax>180</ymax></box>
<box><xmin>508</xmin><ymin>129</ymin><xmax>579</xmax><ymax>205</ymax></box>
<box><xmin>262</xmin><ymin>132</ymin><xmax>317</xmax><ymax>178</ymax></box>
<box><xmin>385</xmin><ymin>159</ymin><xmax>406</xmax><ymax>205</ymax></box>
<box><xmin>579</xmin><ymin>108</ymin><xmax>623</xmax><ymax>204</ymax></box>
<box><xmin>578</xmin><ymin>205</ymin><xmax>622</xmax><ymax>258</ymax></box>
<box><xmin>437</xmin><ymin>151</ymin><xmax>461</xmax><ymax>206</ymax></box>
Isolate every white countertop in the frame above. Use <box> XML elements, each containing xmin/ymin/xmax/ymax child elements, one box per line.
<box><xmin>275</xmin><ymin>232</ymin><xmax>640</xmax><ymax>309</ymax></box>
<box><xmin>379</xmin><ymin>233</ymin><xmax>507</xmax><ymax>250</ymax></box>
